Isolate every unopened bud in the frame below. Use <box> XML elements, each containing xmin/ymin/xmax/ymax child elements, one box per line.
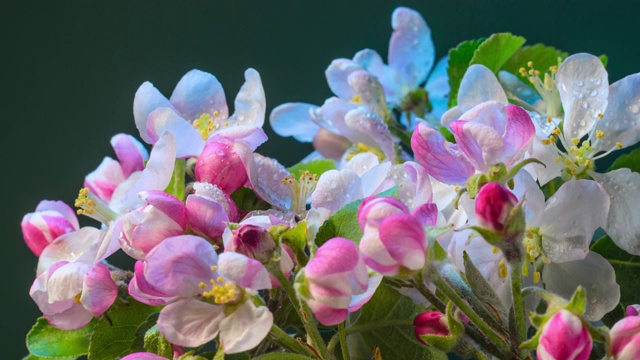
<box><xmin>610</xmin><ymin>316</ymin><xmax>640</xmax><ymax>360</ymax></box>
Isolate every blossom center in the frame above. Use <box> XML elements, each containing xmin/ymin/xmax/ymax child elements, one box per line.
<box><xmin>345</xmin><ymin>143</ymin><xmax>385</xmax><ymax>162</ymax></box>
<box><xmin>75</xmin><ymin>187</ymin><xmax>118</xmax><ymax>224</ymax></box>
<box><xmin>523</xmin><ymin>228</ymin><xmax>549</xmax><ymax>283</ymax></box>
<box><xmin>282</xmin><ymin>171</ymin><xmax>318</xmax><ymax>215</ymax></box>
<box><xmin>193</xmin><ymin>112</ymin><xmax>226</xmax><ymax>140</ymax></box>
<box><xmin>520</xmin><ymin>60</ymin><xmax>562</xmax><ymax>117</ymax></box>
<box><xmin>199</xmin><ymin>266</ymin><xmax>241</xmax><ymax>305</ymax></box>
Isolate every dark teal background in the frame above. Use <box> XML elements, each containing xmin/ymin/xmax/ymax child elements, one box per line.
<box><xmin>2</xmin><ymin>1</ymin><xmax>640</xmax><ymax>357</ymax></box>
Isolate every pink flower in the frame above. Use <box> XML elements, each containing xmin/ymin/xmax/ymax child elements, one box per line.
<box><xmin>475</xmin><ymin>182</ymin><xmax>518</xmax><ymax>232</ymax></box>
<box><xmin>30</xmin><ymin>261</ymin><xmax>117</xmax><ymax>330</ymax></box>
<box><xmin>610</xmin><ymin>316</ymin><xmax>640</xmax><ymax>360</ymax></box>
<box><xmin>414</xmin><ymin>312</ymin><xmax>450</xmax><ymax>345</ymax></box>
<box><xmin>297</xmin><ymin>237</ymin><xmax>373</xmax><ymax>326</ymax></box>
<box><xmin>21</xmin><ymin>200</ymin><xmax>79</xmax><ymax>257</ymax></box>
<box><xmin>186</xmin><ymin>182</ymin><xmax>238</xmax><ymax>241</ymax></box>
<box><xmin>626</xmin><ymin>304</ymin><xmax>640</xmax><ymax>317</ymax></box>
<box><xmin>195</xmin><ymin>138</ymin><xmax>248</xmax><ymax>194</ymax></box>
<box><xmin>120</xmin><ymin>190</ymin><xmax>187</xmax><ymax>260</ymax></box>
<box><xmin>537</xmin><ymin>310</ymin><xmax>592</xmax><ymax>360</ymax></box>
<box><xmin>358</xmin><ymin>196</ymin><xmax>434</xmax><ymax>276</ymax></box>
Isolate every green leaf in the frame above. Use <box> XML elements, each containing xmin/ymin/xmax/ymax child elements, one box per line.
<box><xmin>314</xmin><ymin>186</ymin><xmax>400</xmax><ymax>246</ymax></box>
<box><xmin>591</xmin><ymin>235</ymin><xmax>640</xmax><ymax>308</ymax></box>
<box><xmin>253</xmin><ymin>354</ymin><xmax>314</xmax><ymax>360</ymax></box>
<box><xmin>165</xmin><ymin>159</ymin><xmax>186</xmax><ymax>201</ymax></box>
<box><xmin>502</xmin><ymin>44</ymin><xmax>568</xmax><ymax>83</ymax></box>
<box><xmin>130</xmin><ymin>312</ymin><xmax>160</xmax><ymax>352</ymax></box>
<box><xmin>88</xmin><ymin>298</ymin><xmax>162</xmax><ymax>360</ymax></box>
<box><xmin>462</xmin><ymin>252</ymin><xmax>509</xmax><ymax>324</ymax></box>
<box><xmin>448</xmin><ymin>38</ymin><xmax>485</xmax><ymax>107</ymax></box>
<box><xmin>231</xmin><ymin>187</ymin><xmax>271</xmax><ymax>212</ymax></box>
<box><xmin>287</xmin><ymin>159</ymin><xmax>337</xmax><ymax>177</ymax></box>
<box><xmin>347</xmin><ymin>284</ymin><xmax>447</xmax><ymax>360</ymax></box>
<box><xmin>27</xmin><ymin>317</ymin><xmax>96</xmax><ymax>358</ymax></box>
<box><xmin>470</xmin><ymin>33</ymin><xmax>526</xmax><ymax>74</ymax></box>
<box><xmin>280</xmin><ymin>220</ymin><xmax>309</xmax><ymax>266</ymax></box>
<box><xmin>607</xmin><ymin>146</ymin><xmax>640</xmax><ymax>172</ymax></box>
<box><xmin>144</xmin><ymin>325</ymin><xmax>173</xmax><ymax>358</ymax></box>
<box><xmin>599</xmin><ymin>54</ymin><xmax>609</xmax><ymax>68</ymax></box>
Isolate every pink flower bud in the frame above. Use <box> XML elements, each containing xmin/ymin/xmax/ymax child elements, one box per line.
<box><xmin>414</xmin><ymin>312</ymin><xmax>450</xmax><ymax>345</ymax></box>
<box><xmin>475</xmin><ymin>182</ymin><xmax>518</xmax><ymax>232</ymax></box>
<box><xmin>120</xmin><ymin>191</ymin><xmax>187</xmax><ymax>259</ymax></box>
<box><xmin>357</xmin><ymin>196</ymin><xmax>410</xmax><ymax>230</ymax></box>
<box><xmin>227</xmin><ymin>224</ymin><xmax>276</xmax><ymax>263</ymax></box>
<box><xmin>186</xmin><ymin>182</ymin><xmax>237</xmax><ymax>240</ymax></box>
<box><xmin>626</xmin><ymin>304</ymin><xmax>640</xmax><ymax>317</ymax></box>
<box><xmin>195</xmin><ymin>139</ymin><xmax>247</xmax><ymax>194</ymax></box>
<box><xmin>537</xmin><ymin>310</ymin><xmax>592</xmax><ymax>360</ymax></box>
<box><xmin>610</xmin><ymin>316</ymin><xmax>640</xmax><ymax>360</ymax></box>
<box><xmin>298</xmin><ymin>237</ymin><xmax>369</xmax><ymax>326</ymax></box>
<box><xmin>21</xmin><ymin>200</ymin><xmax>79</xmax><ymax>257</ymax></box>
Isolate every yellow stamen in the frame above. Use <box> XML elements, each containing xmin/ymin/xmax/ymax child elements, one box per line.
<box><xmin>616</xmin><ymin>142</ymin><xmax>623</xmax><ymax>148</ymax></box>
<box><xmin>498</xmin><ymin>259</ymin><xmax>508</xmax><ymax>279</ymax></box>
<box><xmin>571</xmin><ymin>138</ymin><xmax>580</xmax><ymax>145</ymax></box>
<box><xmin>533</xmin><ymin>271</ymin><xmax>541</xmax><ymax>284</ymax></box>
<box><xmin>596</xmin><ymin>130</ymin><xmax>605</xmax><ymax>139</ymax></box>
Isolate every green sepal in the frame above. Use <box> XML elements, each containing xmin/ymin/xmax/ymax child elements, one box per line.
<box><xmin>429</xmin><ymin>237</ymin><xmax>450</xmax><ymax>263</ymax></box>
<box><xmin>164</xmin><ymin>159</ymin><xmax>186</xmax><ymax>201</ymax></box>
<box><xmin>293</xmin><ymin>268</ymin><xmax>310</xmax><ymax>299</ymax></box>
<box><xmin>506</xmin><ymin>158</ymin><xmax>545</xmax><ymax>180</ymax></box>
<box><xmin>417</xmin><ymin>302</ymin><xmax>464</xmax><ymax>352</ymax></box>
<box><xmin>466</xmin><ymin>173</ymin><xmax>489</xmax><ymax>199</ymax></box>
<box><xmin>469</xmin><ymin>226</ymin><xmax>503</xmax><ymax>247</ymax></box>
<box><xmin>439</xmin><ymin>126</ymin><xmax>456</xmax><ymax>143</ymax></box>
<box><xmin>565</xmin><ymin>286</ymin><xmax>586</xmax><ymax>315</ymax></box>
<box><xmin>487</xmin><ymin>163</ymin><xmax>508</xmax><ymax>181</ymax></box>
<box><xmin>518</xmin><ymin>328</ymin><xmax>542</xmax><ymax>350</ymax></box>
<box><xmin>400</xmin><ymin>88</ymin><xmax>433</xmax><ymax>118</ymax></box>
<box><xmin>277</xmin><ymin>220</ymin><xmax>309</xmax><ymax>266</ymax></box>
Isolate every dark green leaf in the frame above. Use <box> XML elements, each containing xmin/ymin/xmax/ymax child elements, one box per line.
<box><xmin>601</xmin><ymin>303</ymin><xmax>625</xmax><ymax>328</ymax></box>
<box><xmin>502</xmin><ymin>44</ymin><xmax>568</xmax><ymax>84</ymax></box>
<box><xmin>607</xmin><ymin>146</ymin><xmax>640</xmax><ymax>172</ymax></box>
<box><xmin>470</xmin><ymin>33</ymin><xmax>526</xmax><ymax>74</ymax></box>
<box><xmin>27</xmin><ymin>317</ymin><xmax>96</xmax><ymax>358</ymax></box>
<box><xmin>231</xmin><ymin>187</ymin><xmax>271</xmax><ymax>212</ymax></box>
<box><xmin>314</xmin><ymin>186</ymin><xmax>399</xmax><ymax>246</ymax></box>
<box><xmin>591</xmin><ymin>236</ymin><xmax>640</xmax><ymax>308</ymax></box>
<box><xmin>448</xmin><ymin>38</ymin><xmax>485</xmax><ymax>107</ymax></box>
<box><xmin>287</xmin><ymin>159</ymin><xmax>337</xmax><ymax>177</ymax></box>
<box><xmin>88</xmin><ymin>298</ymin><xmax>162</xmax><ymax>360</ymax></box>
<box><xmin>130</xmin><ymin>312</ymin><xmax>160</xmax><ymax>352</ymax></box>
<box><xmin>144</xmin><ymin>325</ymin><xmax>173</xmax><ymax>358</ymax></box>
<box><xmin>253</xmin><ymin>354</ymin><xmax>314</xmax><ymax>360</ymax></box>
<box><xmin>462</xmin><ymin>252</ymin><xmax>508</xmax><ymax>324</ymax></box>
<box><xmin>347</xmin><ymin>284</ymin><xmax>447</xmax><ymax>360</ymax></box>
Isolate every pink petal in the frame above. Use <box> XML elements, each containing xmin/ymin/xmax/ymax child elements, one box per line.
<box><xmin>218</xmin><ymin>252</ymin><xmax>271</xmax><ymax>291</ymax></box>
<box><xmin>110</xmin><ymin>133</ymin><xmax>149</xmax><ymax>178</ymax></box>
<box><xmin>379</xmin><ymin>214</ymin><xmax>427</xmax><ymax>271</ymax></box>
<box><xmin>305</xmin><ymin>237</ymin><xmax>360</xmax><ymax>278</ymax></box>
<box><xmin>84</xmin><ymin>157</ymin><xmax>125</xmax><ymax>203</ymax></box>
<box><xmin>35</xmin><ymin>200</ymin><xmax>79</xmax><ymax>230</ymax></box>
<box><xmin>81</xmin><ymin>263</ymin><xmax>117</xmax><ymax>317</ymax></box>
<box><xmin>129</xmin><ymin>261</ymin><xmax>177</xmax><ymax>306</ymax></box>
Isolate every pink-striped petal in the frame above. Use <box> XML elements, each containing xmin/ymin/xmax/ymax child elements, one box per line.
<box><xmin>81</xmin><ymin>263</ymin><xmax>117</xmax><ymax>317</ymax></box>
<box><xmin>110</xmin><ymin>133</ymin><xmax>149</xmax><ymax>178</ymax></box>
<box><xmin>218</xmin><ymin>252</ymin><xmax>271</xmax><ymax>291</ymax></box>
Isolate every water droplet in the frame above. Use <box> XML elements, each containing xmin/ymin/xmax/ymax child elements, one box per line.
<box><xmin>581</xmin><ymin>101</ymin><xmax>589</xmax><ymax>109</ymax></box>
<box><xmin>589</xmin><ymin>90</ymin><xmax>598</xmax><ymax>97</ymax></box>
<box><xmin>577</xmin><ymin>80</ymin><xmax>585</xmax><ymax>87</ymax></box>
<box><xmin>595</xmin><ymin>79</ymin><xmax>602</xmax><ymax>86</ymax></box>
<box><xmin>579</xmin><ymin>119</ymin><xmax>586</xmax><ymax>127</ymax></box>
<box><xmin>629</xmin><ymin>105</ymin><xmax>639</xmax><ymax>114</ymax></box>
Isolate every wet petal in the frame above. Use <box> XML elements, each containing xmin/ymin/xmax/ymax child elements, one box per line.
<box><xmin>312</xmin><ymin>169</ymin><xmax>363</xmax><ymax>213</ymax></box>
<box><xmin>557</xmin><ymin>53</ymin><xmax>609</xmax><ymax>141</ymax></box>
<box><xmin>498</xmin><ymin>71</ymin><xmax>541</xmax><ymax>106</ymax></box>
<box><xmin>457</xmin><ymin>65</ymin><xmax>508</xmax><ymax>109</ymax></box>
<box><xmin>169</xmin><ymin>69</ymin><xmax>228</xmax><ymax>122</ymax></box>
<box><xmin>133</xmin><ymin>82</ymin><xmax>172</xmax><ymax>143</ymax></box>
<box><xmin>146</xmin><ymin>108</ymin><xmax>204</xmax><ymax>158</ymax></box>
<box><xmin>238</xmin><ymin>147</ymin><xmax>290</xmax><ymax>211</ymax></box>
<box><xmin>269</xmin><ymin>102</ymin><xmax>320</xmax><ymax>142</ymax></box>
<box><xmin>325</xmin><ymin>59</ymin><xmax>362</xmax><ymax>100</ymax></box>
<box><xmin>344</xmin><ymin>107</ymin><xmax>395</xmax><ymax>162</ymax></box>
<box><xmin>228</xmin><ymin>68</ymin><xmax>266</xmax><ymax>128</ymax></box>
<box><xmin>388</xmin><ymin>7</ymin><xmax>434</xmax><ymax>89</ymax></box>
<box><xmin>595</xmin><ymin>73</ymin><xmax>640</xmax><ymax>152</ymax></box>
<box><xmin>540</xmin><ymin>180</ymin><xmax>610</xmax><ymax>263</ymax></box>
<box><xmin>591</xmin><ymin>169</ymin><xmax>640</xmax><ymax>255</ymax></box>
<box><xmin>543</xmin><ymin>251</ymin><xmax>620</xmax><ymax>321</ymax></box>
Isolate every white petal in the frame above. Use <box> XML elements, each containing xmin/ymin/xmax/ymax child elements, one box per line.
<box><xmin>47</xmin><ymin>262</ymin><xmax>91</xmax><ymax>303</ymax></box>
<box><xmin>146</xmin><ymin>108</ymin><xmax>204</xmax><ymax>158</ymax></box>
<box><xmin>219</xmin><ymin>301</ymin><xmax>273</xmax><ymax>354</ymax></box>
<box><xmin>595</xmin><ymin>73</ymin><xmax>640</xmax><ymax>152</ymax></box>
<box><xmin>542</xmin><ymin>251</ymin><xmax>620</xmax><ymax>321</ymax></box>
<box><xmin>37</xmin><ymin>227</ymin><xmax>104</xmax><ymax>275</ymax></box>
<box><xmin>525</xmin><ymin>136</ymin><xmax>562</xmax><ymax>186</ymax></box>
<box><xmin>343</xmin><ymin>152</ymin><xmax>380</xmax><ymax>176</ymax></box>
<box><xmin>157</xmin><ymin>299</ymin><xmax>225</xmax><ymax>348</ymax></box>
<box><xmin>511</xmin><ymin>170</ymin><xmax>545</xmax><ymax>227</ymax></box>
<box><xmin>557</xmin><ymin>53</ymin><xmax>609</xmax><ymax>141</ymax></box>
<box><xmin>498</xmin><ymin>70</ymin><xmax>540</xmax><ymax>106</ymax></box>
<box><xmin>269</xmin><ymin>102</ymin><xmax>320</xmax><ymax>142</ymax></box>
<box><xmin>591</xmin><ymin>169</ymin><xmax>640</xmax><ymax>255</ymax></box>
<box><xmin>540</xmin><ymin>180</ymin><xmax>610</xmax><ymax>263</ymax></box>
<box><xmin>457</xmin><ymin>65</ymin><xmax>508</xmax><ymax>109</ymax></box>
<box><xmin>228</xmin><ymin>69</ymin><xmax>266</xmax><ymax>128</ymax></box>
<box><xmin>312</xmin><ymin>169</ymin><xmax>363</xmax><ymax>213</ymax></box>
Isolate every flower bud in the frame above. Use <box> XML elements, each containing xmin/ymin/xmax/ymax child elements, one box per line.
<box><xmin>227</xmin><ymin>224</ymin><xmax>276</xmax><ymax>264</ymax></box>
<box><xmin>358</xmin><ymin>196</ymin><xmax>409</xmax><ymax>230</ymax></box>
<box><xmin>186</xmin><ymin>182</ymin><xmax>237</xmax><ymax>240</ymax></box>
<box><xmin>195</xmin><ymin>139</ymin><xmax>247</xmax><ymax>194</ymax></box>
<box><xmin>414</xmin><ymin>312</ymin><xmax>450</xmax><ymax>343</ymax></box>
<box><xmin>312</xmin><ymin>128</ymin><xmax>351</xmax><ymax>161</ymax></box>
<box><xmin>414</xmin><ymin>303</ymin><xmax>464</xmax><ymax>352</ymax></box>
<box><xmin>626</xmin><ymin>304</ymin><xmax>640</xmax><ymax>317</ymax></box>
<box><xmin>120</xmin><ymin>191</ymin><xmax>187</xmax><ymax>259</ymax></box>
<box><xmin>475</xmin><ymin>182</ymin><xmax>518</xmax><ymax>232</ymax></box>
<box><xmin>21</xmin><ymin>200</ymin><xmax>79</xmax><ymax>257</ymax></box>
<box><xmin>610</xmin><ymin>316</ymin><xmax>640</xmax><ymax>360</ymax></box>
<box><xmin>537</xmin><ymin>310</ymin><xmax>592</xmax><ymax>360</ymax></box>
<box><xmin>296</xmin><ymin>237</ymin><xmax>369</xmax><ymax>326</ymax></box>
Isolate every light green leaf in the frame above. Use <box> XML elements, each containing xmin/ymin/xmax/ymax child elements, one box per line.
<box><xmin>165</xmin><ymin>159</ymin><xmax>186</xmax><ymax>201</ymax></box>
<box><xmin>27</xmin><ymin>317</ymin><xmax>96</xmax><ymax>358</ymax></box>
<box><xmin>347</xmin><ymin>284</ymin><xmax>447</xmax><ymax>360</ymax></box>
<box><xmin>280</xmin><ymin>220</ymin><xmax>309</xmax><ymax>266</ymax></box>
<box><xmin>599</xmin><ymin>54</ymin><xmax>609</xmax><ymax>68</ymax></box>
<box><xmin>144</xmin><ymin>325</ymin><xmax>173</xmax><ymax>358</ymax></box>
<box><xmin>448</xmin><ymin>38</ymin><xmax>486</xmax><ymax>107</ymax></box>
<box><xmin>590</xmin><ymin>236</ymin><xmax>640</xmax><ymax>308</ymax></box>
<box><xmin>607</xmin><ymin>146</ymin><xmax>640</xmax><ymax>173</ymax></box>
<box><xmin>314</xmin><ymin>186</ymin><xmax>400</xmax><ymax>246</ymax></box>
<box><xmin>287</xmin><ymin>159</ymin><xmax>337</xmax><ymax>177</ymax></box>
<box><xmin>502</xmin><ymin>44</ymin><xmax>568</xmax><ymax>84</ymax></box>
<box><xmin>470</xmin><ymin>33</ymin><xmax>526</xmax><ymax>74</ymax></box>
<box><xmin>462</xmin><ymin>252</ymin><xmax>508</xmax><ymax>324</ymax></box>
<box><xmin>88</xmin><ymin>298</ymin><xmax>162</xmax><ymax>360</ymax></box>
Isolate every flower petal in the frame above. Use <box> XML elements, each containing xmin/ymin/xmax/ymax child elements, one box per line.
<box><xmin>146</xmin><ymin>108</ymin><xmax>205</xmax><ymax>158</ymax></box>
<box><xmin>379</xmin><ymin>214</ymin><xmax>426</xmax><ymax>271</ymax></box>
<box><xmin>540</xmin><ymin>180</ymin><xmax>610</xmax><ymax>263</ymax></box>
<box><xmin>411</xmin><ymin>122</ymin><xmax>475</xmax><ymax>184</ymax></box>
<box><xmin>219</xmin><ymin>301</ymin><xmax>273</xmax><ymax>354</ymax></box>
<box><xmin>228</xmin><ymin>68</ymin><xmax>266</xmax><ymax>128</ymax></box>
<box><xmin>84</xmin><ymin>157</ymin><xmax>125</xmax><ymax>203</ymax></box>
<box><xmin>169</xmin><ymin>69</ymin><xmax>228</xmax><ymax>122</ymax></box>
<box><xmin>457</xmin><ymin>65</ymin><xmax>508</xmax><ymax>109</ymax></box>
<box><xmin>269</xmin><ymin>102</ymin><xmax>320</xmax><ymax>142</ymax></box>
<box><xmin>344</xmin><ymin>107</ymin><xmax>395</xmax><ymax>162</ymax></box>
<box><xmin>591</xmin><ymin>169</ymin><xmax>640</xmax><ymax>255</ymax></box>
<box><xmin>595</xmin><ymin>73</ymin><xmax>640</xmax><ymax>152</ymax></box>
<box><xmin>542</xmin><ymin>251</ymin><xmax>620</xmax><ymax>321</ymax></box>
<box><xmin>238</xmin><ymin>148</ymin><xmax>291</xmax><ymax>211</ymax></box>
<box><xmin>325</xmin><ymin>59</ymin><xmax>362</xmax><ymax>100</ymax></box>
<box><xmin>388</xmin><ymin>7</ymin><xmax>434</xmax><ymax>89</ymax></box>
<box><xmin>312</xmin><ymin>169</ymin><xmax>363</xmax><ymax>213</ymax></box>
<box><xmin>110</xmin><ymin>133</ymin><xmax>149</xmax><ymax>178</ymax></box>
<box><xmin>557</xmin><ymin>53</ymin><xmax>609</xmax><ymax>141</ymax></box>
<box><xmin>157</xmin><ymin>298</ymin><xmax>225</xmax><ymax>347</ymax></box>
<box><xmin>133</xmin><ymin>81</ymin><xmax>172</xmax><ymax>143</ymax></box>
<box><xmin>80</xmin><ymin>263</ymin><xmax>117</xmax><ymax>317</ymax></box>
<box><xmin>218</xmin><ymin>252</ymin><xmax>271</xmax><ymax>291</ymax></box>
<box><xmin>37</xmin><ymin>227</ymin><xmax>105</xmax><ymax>275</ymax></box>
<box><xmin>35</xmin><ymin>200</ymin><xmax>79</xmax><ymax>230</ymax></box>
<box><xmin>306</xmin><ymin>237</ymin><xmax>360</xmax><ymax>278</ymax></box>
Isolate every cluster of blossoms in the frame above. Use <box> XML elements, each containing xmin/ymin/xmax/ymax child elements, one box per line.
<box><xmin>22</xmin><ymin>6</ymin><xmax>640</xmax><ymax>360</ymax></box>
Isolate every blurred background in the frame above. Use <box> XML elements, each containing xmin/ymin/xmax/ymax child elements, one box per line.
<box><xmin>2</xmin><ymin>0</ymin><xmax>639</xmax><ymax>356</ymax></box>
